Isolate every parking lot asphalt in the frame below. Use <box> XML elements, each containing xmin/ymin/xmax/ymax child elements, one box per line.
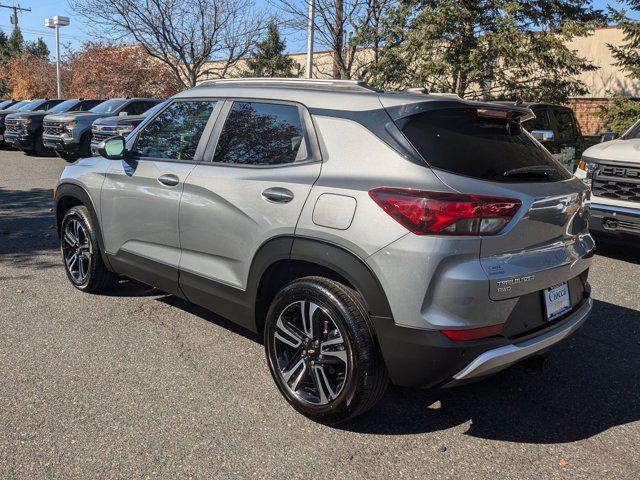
<box><xmin>1</xmin><ymin>149</ymin><xmax>639</xmax><ymax>479</ymax></box>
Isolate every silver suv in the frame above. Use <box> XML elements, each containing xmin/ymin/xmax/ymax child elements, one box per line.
<box><xmin>54</xmin><ymin>79</ymin><xmax>594</xmax><ymax>424</ymax></box>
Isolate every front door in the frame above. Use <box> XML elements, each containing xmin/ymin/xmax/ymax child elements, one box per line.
<box><xmin>100</xmin><ymin>99</ymin><xmax>220</xmax><ymax>294</ymax></box>
<box><xmin>178</xmin><ymin>100</ymin><xmax>322</xmax><ymax>328</ymax></box>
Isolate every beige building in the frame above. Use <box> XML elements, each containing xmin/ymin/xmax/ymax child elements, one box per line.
<box><xmin>202</xmin><ymin>26</ymin><xmax>639</xmax><ymax>134</ymax></box>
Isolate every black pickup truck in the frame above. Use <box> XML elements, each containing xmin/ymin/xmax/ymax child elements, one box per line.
<box><xmin>495</xmin><ymin>102</ymin><xmax>586</xmax><ymax>172</ymax></box>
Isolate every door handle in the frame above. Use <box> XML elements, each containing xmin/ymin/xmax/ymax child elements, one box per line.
<box><xmin>262</xmin><ymin>187</ymin><xmax>294</xmax><ymax>204</ymax></box>
<box><xmin>158</xmin><ymin>174</ymin><xmax>179</xmax><ymax>187</ymax></box>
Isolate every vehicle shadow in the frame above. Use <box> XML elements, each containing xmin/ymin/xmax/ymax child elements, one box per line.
<box><xmin>0</xmin><ymin>187</ymin><xmax>59</xmax><ymax>269</ymax></box>
<box><xmin>341</xmin><ymin>299</ymin><xmax>640</xmax><ymax>443</ymax></box>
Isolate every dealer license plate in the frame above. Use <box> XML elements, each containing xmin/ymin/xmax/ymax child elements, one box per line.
<box><xmin>544</xmin><ymin>282</ymin><xmax>571</xmax><ymax>321</ymax></box>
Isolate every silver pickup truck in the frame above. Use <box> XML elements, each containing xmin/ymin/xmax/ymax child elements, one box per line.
<box><xmin>575</xmin><ymin>119</ymin><xmax>640</xmax><ymax>239</ymax></box>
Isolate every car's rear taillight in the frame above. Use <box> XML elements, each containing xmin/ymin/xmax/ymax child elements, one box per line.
<box><xmin>440</xmin><ymin>324</ymin><xmax>504</xmax><ymax>342</ymax></box>
<box><xmin>369</xmin><ymin>188</ymin><xmax>521</xmax><ymax>236</ymax></box>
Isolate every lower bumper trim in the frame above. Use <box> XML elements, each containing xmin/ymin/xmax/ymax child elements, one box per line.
<box><xmin>451</xmin><ymin>297</ymin><xmax>592</xmax><ymax>381</ymax></box>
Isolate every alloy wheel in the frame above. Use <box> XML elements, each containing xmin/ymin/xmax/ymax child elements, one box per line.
<box><xmin>272</xmin><ymin>300</ymin><xmax>349</xmax><ymax>406</ymax></box>
<box><xmin>62</xmin><ymin>219</ymin><xmax>92</xmax><ymax>284</ymax></box>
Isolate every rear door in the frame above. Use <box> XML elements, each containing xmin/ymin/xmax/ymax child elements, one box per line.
<box><xmin>391</xmin><ymin>104</ymin><xmax>593</xmax><ymax>304</ymax></box>
<box><xmin>178</xmin><ymin>99</ymin><xmax>322</xmax><ymax>328</ymax></box>
<box><xmin>100</xmin><ymin>98</ymin><xmax>219</xmax><ymax>294</ymax></box>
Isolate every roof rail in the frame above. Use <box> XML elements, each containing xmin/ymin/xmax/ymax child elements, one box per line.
<box><xmin>197</xmin><ymin>77</ymin><xmax>379</xmax><ymax>92</ymax></box>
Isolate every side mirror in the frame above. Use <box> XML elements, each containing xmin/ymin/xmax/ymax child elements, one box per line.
<box><xmin>531</xmin><ymin>130</ymin><xmax>555</xmax><ymax>142</ymax></box>
<box><xmin>600</xmin><ymin>132</ymin><xmax>617</xmax><ymax>143</ymax></box>
<box><xmin>98</xmin><ymin>136</ymin><xmax>126</xmax><ymax>160</ymax></box>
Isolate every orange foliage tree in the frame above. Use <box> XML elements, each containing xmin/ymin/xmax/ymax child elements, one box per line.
<box><xmin>68</xmin><ymin>42</ymin><xmax>182</xmax><ymax>99</ymax></box>
<box><xmin>0</xmin><ymin>52</ymin><xmax>68</xmax><ymax>99</ymax></box>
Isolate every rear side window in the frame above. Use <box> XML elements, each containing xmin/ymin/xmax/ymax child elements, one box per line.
<box><xmin>398</xmin><ymin>108</ymin><xmax>571</xmax><ymax>182</ymax></box>
<box><xmin>131</xmin><ymin>100</ymin><xmax>217</xmax><ymax>161</ymax></box>
<box><xmin>212</xmin><ymin>101</ymin><xmax>308</xmax><ymax>165</ymax></box>
<box><xmin>554</xmin><ymin>110</ymin><xmax>576</xmax><ymax>143</ymax></box>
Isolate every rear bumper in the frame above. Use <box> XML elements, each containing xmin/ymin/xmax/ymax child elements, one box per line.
<box><xmin>589</xmin><ymin>202</ymin><xmax>640</xmax><ymax>237</ymax></box>
<box><xmin>371</xmin><ymin>289</ymin><xmax>591</xmax><ymax>389</ymax></box>
<box><xmin>448</xmin><ymin>297</ymin><xmax>591</xmax><ymax>383</ymax></box>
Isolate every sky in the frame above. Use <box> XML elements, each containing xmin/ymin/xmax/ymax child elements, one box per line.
<box><xmin>3</xmin><ymin>0</ymin><xmax>639</xmax><ymax>56</ymax></box>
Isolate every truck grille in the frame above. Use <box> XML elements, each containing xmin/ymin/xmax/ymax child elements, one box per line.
<box><xmin>5</xmin><ymin>121</ymin><xmax>21</xmax><ymax>133</ymax></box>
<box><xmin>592</xmin><ymin>163</ymin><xmax>640</xmax><ymax>204</ymax></box>
<box><xmin>91</xmin><ymin>131</ymin><xmax>115</xmax><ymax>144</ymax></box>
<box><xmin>44</xmin><ymin>122</ymin><xmax>65</xmax><ymax>135</ymax></box>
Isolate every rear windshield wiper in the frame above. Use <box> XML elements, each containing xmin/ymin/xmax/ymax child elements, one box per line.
<box><xmin>503</xmin><ymin>165</ymin><xmax>555</xmax><ymax>178</ymax></box>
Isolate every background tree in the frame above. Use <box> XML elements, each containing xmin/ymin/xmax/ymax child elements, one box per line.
<box><xmin>244</xmin><ymin>21</ymin><xmax>299</xmax><ymax>77</ymax></box>
<box><xmin>6</xmin><ymin>26</ymin><xmax>24</xmax><ymax>57</ymax></box>
<box><xmin>274</xmin><ymin>0</ymin><xmax>388</xmax><ymax>79</ymax></box>
<box><xmin>366</xmin><ymin>0</ymin><xmax>606</xmax><ymax>103</ymax></box>
<box><xmin>26</xmin><ymin>38</ymin><xmax>50</xmax><ymax>59</ymax></box>
<box><xmin>0</xmin><ymin>53</ymin><xmax>62</xmax><ymax>99</ymax></box>
<box><xmin>600</xmin><ymin>1</ymin><xmax>640</xmax><ymax>133</ymax></box>
<box><xmin>71</xmin><ymin>0</ymin><xmax>265</xmax><ymax>88</ymax></box>
<box><xmin>68</xmin><ymin>42</ymin><xmax>182</xmax><ymax>98</ymax></box>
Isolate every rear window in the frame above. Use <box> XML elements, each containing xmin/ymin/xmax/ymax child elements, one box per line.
<box><xmin>398</xmin><ymin>107</ymin><xmax>571</xmax><ymax>182</ymax></box>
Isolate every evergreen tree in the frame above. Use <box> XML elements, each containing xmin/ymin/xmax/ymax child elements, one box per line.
<box><xmin>610</xmin><ymin>1</ymin><xmax>640</xmax><ymax>79</ymax></box>
<box><xmin>26</xmin><ymin>38</ymin><xmax>50</xmax><ymax>59</ymax></box>
<box><xmin>244</xmin><ymin>22</ymin><xmax>298</xmax><ymax>78</ymax></box>
<box><xmin>7</xmin><ymin>26</ymin><xmax>24</xmax><ymax>57</ymax></box>
<box><xmin>367</xmin><ymin>0</ymin><xmax>606</xmax><ymax>103</ymax></box>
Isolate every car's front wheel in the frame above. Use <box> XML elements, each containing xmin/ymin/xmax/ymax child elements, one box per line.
<box><xmin>264</xmin><ymin>277</ymin><xmax>388</xmax><ymax>424</ymax></box>
<box><xmin>60</xmin><ymin>206</ymin><xmax>116</xmax><ymax>292</ymax></box>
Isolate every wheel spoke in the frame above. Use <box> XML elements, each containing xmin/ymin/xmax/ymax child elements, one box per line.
<box><xmin>320</xmin><ymin>332</ymin><xmax>347</xmax><ymax>364</ymax></box>
<box><xmin>67</xmin><ymin>254</ymin><xmax>78</xmax><ymax>272</ymax></box>
<box><xmin>64</xmin><ymin>229</ymin><xmax>78</xmax><ymax>247</ymax></box>
<box><xmin>78</xmin><ymin>256</ymin><xmax>85</xmax><ymax>279</ymax></box>
<box><xmin>282</xmin><ymin>357</ymin><xmax>305</xmax><ymax>384</ymax></box>
<box><xmin>312</xmin><ymin>364</ymin><xmax>336</xmax><ymax>404</ymax></box>
<box><xmin>275</xmin><ymin>315</ymin><xmax>305</xmax><ymax>348</ymax></box>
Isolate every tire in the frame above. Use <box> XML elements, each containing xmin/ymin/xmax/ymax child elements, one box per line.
<box><xmin>78</xmin><ymin>133</ymin><xmax>92</xmax><ymax>158</ymax></box>
<box><xmin>60</xmin><ymin>206</ymin><xmax>117</xmax><ymax>292</ymax></box>
<box><xmin>57</xmin><ymin>151</ymin><xmax>79</xmax><ymax>162</ymax></box>
<box><xmin>264</xmin><ymin>276</ymin><xmax>388</xmax><ymax>424</ymax></box>
<box><xmin>33</xmin><ymin>132</ymin><xmax>48</xmax><ymax>156</ymax></box>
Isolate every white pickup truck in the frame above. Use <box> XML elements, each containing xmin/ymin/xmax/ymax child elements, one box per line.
<box><xmin>575</xmin><ymin>119</ymin><xmax>640</xmax><ymax>239</ymax></box>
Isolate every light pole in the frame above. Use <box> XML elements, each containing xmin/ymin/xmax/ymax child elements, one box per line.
<box><xmin>44</xmin><ymin>16</ymin><xmax>70</xmax><ymax>99</ymax></box>
<box><xmin>305</xmin><ymin>0</ymin><xmax>314</xmax><ymax>79</ymax></box>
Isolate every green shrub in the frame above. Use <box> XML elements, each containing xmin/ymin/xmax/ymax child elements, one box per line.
<box><xmin>599</xmin><ymin>96</ymin><xmax>640</xmax><ymax>134</ymax></box>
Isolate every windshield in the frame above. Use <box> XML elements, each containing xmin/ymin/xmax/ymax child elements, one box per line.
<box><xmin>47</xmin><ymin>99</ymin><xmax>80</xmax><ymax>114</ymax></box>
<box><xmin>0</xmin><ymin>100</ymin><xmax>14</xmax><ymax>109</ymax></box>
<box><xmin>12</xmin><ymin>100</ymin><xmax>36</xmax><ymax>111</ymax></box>
<box><xmin>90</xmin><ymin>99</ymin><xmax>127</xmax><ymax>114</ymax></box>
<box><xmin>622</xmin><ymin>120</ymin><xmax>640</xmax><ymax>140</ymax></box>
<box><xmin>21</xmin><ymin>100</ymin><xmax>46</xmax><ymax>112</ymax></box>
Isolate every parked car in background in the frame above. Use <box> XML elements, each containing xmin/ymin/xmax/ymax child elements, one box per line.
<box><xmin>90</xmin><ymin>101</ymin><xmax>166</xmax><ymax>156</ymax></box>
<box><xmin>2</xmin><ymin>99</ymin><xmax>65</xmax><ymax>149</ymax></box>
<box><xmin>43</xmin><ymin>98</ymin><xmax>162</xmax><ymax>162</ymax></box>
<box><xmin>5</xmin><ymin>99</ymin><xmax>104</xmax><ymax>156</ymax></box>
<box><xmin>496</xmin><ymin>102</ymin><xmax>585</xmax><ymax>172</ymax></box>
<box><xmin>575</xmin><ymin>118</ymin><xmax>640</xmax><ymax>240</ymax></box>
<box><xmin>0</xmin><ymin>100</ymin><xmax>33</xmax><ymax>147</ymax></box>
<box><xmin>54</xmin><ymin>79</ymin><xmax>594</xmax><ymax>424</ymax></box>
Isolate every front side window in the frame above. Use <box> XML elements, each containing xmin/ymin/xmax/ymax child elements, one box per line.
<box><xmin>131</xmin><ymin>100</ymin><xmax>217</xmax><ymax>161</ymax></box>
<box><xmin>554</xmin><ymin>110</ymin><xmax>575</xmax><ymax>143</ymax></box>
<box><xmin>213</xmin><ymin>101</ymin><xmax>307</xmax><ymax>165</ymax></box>
<box><xmin>75</xmin><ymin>100</ymin><xmax>104</xmax><ymax>111</ymax></box>
<box><xmin>524</xmin><ymin>109</ymin><xmax>551</xmax><ymax>132</ymax></box>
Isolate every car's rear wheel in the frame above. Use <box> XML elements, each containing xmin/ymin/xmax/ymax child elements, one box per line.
<box><xmin>264</xmin><ymin>276</ymin><xmax>388</xmax><ymax>424</ymax></box>
<box><xmin>60</xmin><ymin>206</ymin><xmax>116</xmax><ymax>292</ymax></box>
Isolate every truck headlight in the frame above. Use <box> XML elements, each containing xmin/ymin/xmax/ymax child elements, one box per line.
<box><xmin>116</xmin><ymin>125</ymin><xmax>135</xmax><ymax>136</ymax></box>
<box><xmin>65</xmin><ymin>120</ymin><xmax>78</xmax><ymax>133</ymax></box>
